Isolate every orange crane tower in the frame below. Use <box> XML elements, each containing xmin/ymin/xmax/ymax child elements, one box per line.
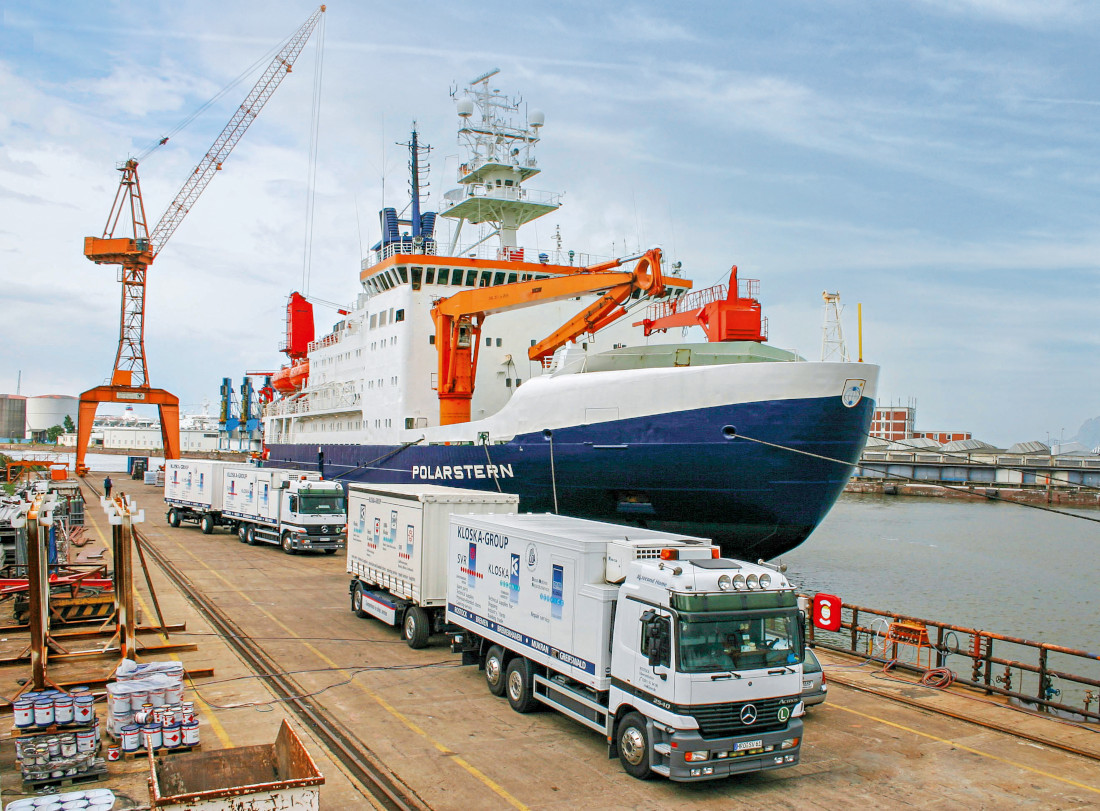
<box><xmin>76</xmin><ymin>6</ymin><xmax>326</xmax><ymax>475</ymax></box>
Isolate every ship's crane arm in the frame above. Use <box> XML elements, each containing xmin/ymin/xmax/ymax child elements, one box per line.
<box><xmin>431</xmin><ymin>248</ymin><xmax>665</xmax><ymax>426</ymax></box>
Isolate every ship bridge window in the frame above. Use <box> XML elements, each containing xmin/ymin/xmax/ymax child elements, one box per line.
<box><xmin>504</xmin><ymin>179</ymin><xmax>514</xmax><ymax>187</ymax></box>
<box><xmin>465</xmin><ymin>269</ymin><xmax>479</xmax><ymax>286</ymax></box>
<box><xmin>493</xmin><ymin>272</ymin><xmax>506</xmax><ymax>286</ymax></box>
<box><xmin>496</xmin><ymin>338</ymin><xmax>502</xmax><ymax>347</ymax></box>
<box><xmin>396</xmin><ymin>309</ymin><xmax>405</xmax><ymax>322</ymax></box>
<box><xmin>411</xmin><ymin>267</ymin><xmax>423</xmax><ymax>290</ymax></box>
<box><xmin>507</xmin><ymin>273</ymin><xmax>518</xmax><ymax>284</ymax></box>
<box><xmin>397</xmin><ymin>267</ymin><xmax>408</xmax><ymax>283</ymax></box>
<box><xmin>437</xmin><ymin>268</ymin><xmax>451</xmax><ymax>285</ymax></box>
<box><xmin>425</xmin><ymin>267</ymin><xmax>435</xmax><ymax>284</ymax></box>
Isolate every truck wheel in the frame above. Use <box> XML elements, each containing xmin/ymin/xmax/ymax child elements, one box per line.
<box><xmin>246</xmin><ymin>526</ymin><xmax>258</xmax><ymax>546</ymax></box>
<box><xmin>167</xmin><ymin>508</ymin><xmax>181</xmax><ymax>528</ymax></box>
<box><xmin>238</xmin><ymin>524</ymin><xmax>248</xmax><ymax>543</ymax></box>
<box><xmin>402</xmin><ymin>606</ymin><xmax>430</xmax><ymax>649</ymax></box>
<box><xmin>485</xmin><ymin>645</ymin><xmax>507</xmax><ymax>696</ymax></box>
<box><xmin>200</xmin><ymin>514</ymin><xmax>214</xmax><ymax>534</ymax></box>
<box><xmin>505</xmin><ymin>658</ymin><xmax>539</xmax><ymax>713</ymax></box>
<box><xmin>616</xmin><ymin>712</ymin><xmax>654</xmax><ymax>780</ymax></box>
<box><xmin>281</xmin><ymin>532</ymin><xmax>297</xmax><ymax>555</ymax></box>
<box><xmin>351</xmin><ymin>584</ymin><xmax>369</xmax><ymax>619</ymax></box>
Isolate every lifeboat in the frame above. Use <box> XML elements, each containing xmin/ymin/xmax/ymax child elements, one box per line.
<box><xmin>289</xmin><ymin>359</ymin><xmax>309</xmax><ymax>390</ymax></box>
<box><xmin>271</xmin><ymin>366</ymin><xmax>294</xmax><ymax>394</ymax></box>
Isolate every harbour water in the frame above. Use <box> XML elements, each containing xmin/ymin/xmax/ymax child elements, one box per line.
<box><xmin>785</xmin><ymin>493</ymin><xmax>1100</xmax><ymax>656</ymax></box>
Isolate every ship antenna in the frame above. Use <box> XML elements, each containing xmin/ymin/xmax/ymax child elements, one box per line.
<box><xmin>410</xmin><ymin>124</ymin><xmax>422</xmax><ymax>239</ymax></box>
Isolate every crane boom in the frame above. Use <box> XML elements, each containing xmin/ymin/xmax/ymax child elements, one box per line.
<box><xmin>76</xmin><ymin>5</ymin><xmax>325</xmax><ymax>476</ymax></box>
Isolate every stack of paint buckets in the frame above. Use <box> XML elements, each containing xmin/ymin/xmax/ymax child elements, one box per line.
<box><xmin>105</xmin><ymin>659</ymin><xmax>198</xmax><ymax>754</ymax></box>
<box><xmin>12</xmin><ymin>687</ymin><xmax>103</xmax><ymax>785</ymax></box>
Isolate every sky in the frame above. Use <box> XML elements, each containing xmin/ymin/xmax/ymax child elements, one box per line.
<box><xmin>1</xmin><ymin>0</ymin><xmax>1098</xmax><ymax>447</ymax></box>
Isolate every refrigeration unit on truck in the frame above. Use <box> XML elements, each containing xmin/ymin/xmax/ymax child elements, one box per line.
<box><xmin>164</xmin><ymin>461</ymin><xmax>346</xmax><ymax>554</ymax></box>
<box><xmin>446</xmin><ymin>513</ymin><xmax>805</xmax><ymax>782</ymax></box>
<box><xmin>346</xmin><ymin>483</ymin><xmax>518</xmax><ymax>648</ymax></box>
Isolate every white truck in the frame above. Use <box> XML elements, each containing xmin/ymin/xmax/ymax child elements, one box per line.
<box><xmin>165</xmin><ymin>461</ymin><xmax>346</xmax><ymax>555</ymax></box>
<box><xmin>346</xmin><ymin>483</ymin><xmax>518</xmax><ymax>648</ymax></box>
<box><xmin>446</xmin><ymin>513</ymin><xmax>805</xmax><ymax>782</ymax></box>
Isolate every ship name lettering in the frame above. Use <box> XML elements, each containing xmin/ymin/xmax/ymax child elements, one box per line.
<box><xmin>412</xmin><ymin>464</ymin><xmax>514</xmax><ymax>481</ymax></box>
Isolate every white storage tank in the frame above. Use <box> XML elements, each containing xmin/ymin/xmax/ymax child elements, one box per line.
<box><xmin>25</xmin><ymin>394</ymin><xmax>78</xmax><ymax>439</ymax></box>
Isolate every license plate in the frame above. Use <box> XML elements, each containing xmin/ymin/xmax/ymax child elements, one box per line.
<box><xmin>802</xmin><ymin>680</ymin><xmax>812</xmax><ymax>689</ymax></box>
<box><xmin>735</xmin><ymin>740</ymin><xmax>763</xmax><ymax>752</ymax></box>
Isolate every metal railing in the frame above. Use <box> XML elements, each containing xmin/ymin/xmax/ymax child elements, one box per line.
<box><xmin>806</xmin><ymin>598</ymin><xmax>1100</xmax><ymax>722</ymax></box>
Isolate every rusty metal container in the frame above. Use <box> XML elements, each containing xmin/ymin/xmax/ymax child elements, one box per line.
<box><xmin>148</xmin><ymin>720</ymin><xmax>324</xmax><ymax>810</ymax></box>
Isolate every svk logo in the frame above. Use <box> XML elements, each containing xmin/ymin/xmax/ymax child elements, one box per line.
<box><xmin>841</xmin><ymin>379</ymin><xmax>866</xmax><ymax>408</ymax></box>
<box><xmin>509</xmin><ymin>553</ymin><xmax>520</xmax><ymax>604</ymax></box>
<box><xmin>740</xmin><ymin>704</ymin><xmax>758</xmax><ymax>725</ymax></box>
<box><xmin>467</xmin><ymin>542</ymin><xmax>478</xmax><ymax>587</ymax></box>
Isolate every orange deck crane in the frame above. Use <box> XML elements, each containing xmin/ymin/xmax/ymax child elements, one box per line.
<box><xmin>76</xmin><ymin>6</ymin><xmax>326</xmax><ymax>476</ymax></box>
<box><xmin>431</xmin><ymin>248</ymin><xmax>666</xmax><ymax>425</ymax></box>
<box><xmin>634</xmin><ymin>265</ymin><xmax>767</xmax><ymax>343</ymax></box>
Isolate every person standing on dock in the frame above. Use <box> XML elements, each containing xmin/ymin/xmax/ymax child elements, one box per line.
<box><xmin>104</xmin><ymin>475</ymin><xmax>113</xmax><ymax>498</ymax></box>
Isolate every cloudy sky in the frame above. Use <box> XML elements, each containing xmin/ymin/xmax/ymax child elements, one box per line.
<box><xmin>2</xmin><ymin>1</ymin><xmax>1098</xmax><ymax>446</ymax></box>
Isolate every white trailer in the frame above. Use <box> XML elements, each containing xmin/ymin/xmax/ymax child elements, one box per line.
<box><xmin>346</xmin><ymin>483</ymin><xmax>517</xmax><ymax>648</ymax></box>
<box><xmin>163</xmin><ymin>460</ymin><xmax>235</xmax><ymax>534</ymax></box>
<box><xmin>447</xmin><ymin>513</ymin><xmax>805</xmax><ymax>782</ymax></box>
<box><xmin>222</xmin><ymin>467</ymin><xmax>346</xmax><ymax>555</ymax></box>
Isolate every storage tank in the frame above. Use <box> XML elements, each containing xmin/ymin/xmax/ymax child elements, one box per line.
<box><xmin>0</xmin><ymin>394</ymin><xmax>27</xmax><ymax>439</ymax></box>
<box><xmin>25</xmin><ymin>394</ymin><xmax>78</xmax><ymax>438</ymax></box>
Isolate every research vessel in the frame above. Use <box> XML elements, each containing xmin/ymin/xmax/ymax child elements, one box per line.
<box><xmin>261</xmin><ymin>71</ymin><xmax>878</xmax><ymax>559</ymax></box>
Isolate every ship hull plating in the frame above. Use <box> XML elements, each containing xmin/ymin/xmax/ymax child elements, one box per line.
<box><xmin>266</xmin><ymin>394</ymin><xmax>874</xmax><ymax>560</ymax></box>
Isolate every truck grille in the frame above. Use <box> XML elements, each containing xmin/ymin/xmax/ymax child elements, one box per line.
<box><xmin>690</xmin><ymin>696</ymin><xmax>797</xmax><ymax>737</ymax></box>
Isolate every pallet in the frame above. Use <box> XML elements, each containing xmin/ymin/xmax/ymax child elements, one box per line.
<box><xmin>11</xmin><ymin>720</ymin><xmax>95</xmax><ymax>738</ymax></box>
<box><xmin>22</xmin><ymin>764</ymin><xmax>107</xmax><ymax>791</ymax></box>
<box><xmin>117</xmin><ymin>742</ymin><xmax>202</xmax><ymax>760</ymax></box>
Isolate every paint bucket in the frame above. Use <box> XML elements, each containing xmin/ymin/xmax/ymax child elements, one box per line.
<box><xmin>105</xmin><ymin>683</ymin><xmax>131</xmax><ymax>712</ymax></box>
<box><xmin>162</xmin><ymin>722</ymin><xmax>181</xmax><ymax>749</ymax></box>
<box><xmin>46</xmin><ymin>736</ymin><xmax>61</xmax><ymax>757</ymax></box>
<box><xmin>181</xmin><ymin>718</ymin><xmax>200</xmax><ymax>746</ymax></box>
<box><xmin>74</xmin><ymin>695</ymin><xmax>95</xmax><ymax>723</ymax></box>
<box><xmin>141</xmin><ymin>722</ymin><xmax>162</xmax><ymax>751</ymax></box>
<box><xmin>148</xmin><ymin>686</ymin><xmax>166</xmax><ymax>707</ymax></box>
<box><xmin>76</xmin><ymin>727</ymin><xmax>96</xmax><ymax>753</ymax></box>
<box><xmin>166</xmin><ymin>680</ymin><xmax>184</xmax><ymax>704</ymax></box>
<box><xmin>129</xmin><ymin>689</ymin><xmax>149</xmax><ymax>707</ymax></box>
<box><xmin>54</xmin><ymin>695</ymin><xmax>75</xmax><ymax>725</ymax></box>
<box><xmin>14</xmin><ymin>698</ymin><xmax>35</xmax><ymax>728</ymax></box>
<box><xmin>120</xmin><ymin>724</ymin><xmax>140</xmax><ymax>752</ymax></box>
<box><xmin>60</xmin><ymin>733</ymin><xmax>77</xmax><ymax>757</ymax></box>
<box><xmin>34</xmin><ymin>698</ymin><xmax>55</xmax><ymax>727</ymax></box>
<box><xmin>106</xmin><ymin>744</ymin><xmax>120</xmax><ymax>762</ymax></box>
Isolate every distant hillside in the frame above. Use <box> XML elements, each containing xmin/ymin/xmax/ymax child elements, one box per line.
<box><xmin>1073</xmin><ymin>416</ymin><xmax>1100</xmax><ymax>452</ymax></box>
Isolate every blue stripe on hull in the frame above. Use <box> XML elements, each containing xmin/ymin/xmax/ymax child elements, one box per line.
<box><xmin>267</xmin><ymin>395</ymin><xmax>874</xmax><ymax>560</ymax></box>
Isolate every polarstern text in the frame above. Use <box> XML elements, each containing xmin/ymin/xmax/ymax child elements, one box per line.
<box><xmin>411</xmin><ymin>464</ymin><xmax>514</xmax><ymax>481</ymax></box>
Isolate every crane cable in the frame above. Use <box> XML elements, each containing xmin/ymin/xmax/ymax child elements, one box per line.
<box><xmin>301</xmin><ymin>12</ymin><xmax>327</xmax><ymax>295</ymax></box>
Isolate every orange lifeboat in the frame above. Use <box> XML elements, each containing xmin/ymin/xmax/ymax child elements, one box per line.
<box><xmin>289</xmin><ymin>359</ymin><xmax>309</xmax><ymax>390</ymax></box>
<box><xmin>271</xmin><ymin>366</ymin><xmax>294</xmax><ymax>394</ymax></box>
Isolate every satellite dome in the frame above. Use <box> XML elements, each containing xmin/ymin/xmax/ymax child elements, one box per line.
<box><xmin>529</xmin><ymin>109</ymin><xmax>545</xmax><ymax>128</ymax></box>
<box><xmin>456</xmin><ymin>99</ymin><xmax>475</xmax><ymax>118</ymax></box>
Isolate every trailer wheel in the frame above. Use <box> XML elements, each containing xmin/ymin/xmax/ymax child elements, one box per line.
<box><xmin>505</xmin><ymin>657</ymin><xmax>539</xmax><ymax>713</ymax></box>
<box><xmin>245</xmin><ymin>526</ymin><xmax>258</xmax><ymax>545</ymax></box>
<box><xmin>402</xmin><ymin>606</ymin><xmax>430</xmax><ymax>649</ymax></box>
<box><xmin>484</xmin><ymin>645</ymin><xmax>507</xmax><ymax>696</ymax></box>
<box><xmin>167</xmin><ymin>508</ymin><xmax>181</xmax><ymax>528</ymax></box>
<box><xmin>281</xmin><ymin>532</ymin><xmax>297</xmax><ymax>555</ymax></box>
<box><xmin>238</xmin><ymin>524</ymin><xmax>248</xmax><ymax>543</ymax></box>
<box><xmin>616</xmin><ymin>712</ymin><xmax>654</xmax><ymax>780</ymax></box>
<box><xmin>351</xmin><ymin>583</ymin><xmax>369</xmax><ymax>619</ymax></box>
<box><xmin>200</xmin><ymin>514</ymin><xmax>214</xmax><ymax>535</ymax></box>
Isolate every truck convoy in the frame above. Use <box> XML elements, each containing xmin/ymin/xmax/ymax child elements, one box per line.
<box><xmin>446</xmin><ymin>513</ymin><xmax>805</xmax><ymax>782</ymax></box>
<box><xmin>163</xmin><ymin>460</ymin><xmax>346</xmax><ymax>554</ymax></box>
<box><xmin>346</xmin><ymin>483</ymin><xmax>518</xmax><ymax>648</ymax></box>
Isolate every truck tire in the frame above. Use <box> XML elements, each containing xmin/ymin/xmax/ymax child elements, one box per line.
<box><xmin>351</xmin><ymin>583</ymin><xmax>369</xmax><ymax>619</ymax></box>
<box><xmin>616</xmin><ymin>712</ymin><xmax>654</xmax><ymax>780</ymax></box>
<box><xmin>484</xmin><ymin>645</ymin><xmax>507</xmax><ymax>696</ymax></box>
<box><xmin>245</xmin><ymin>525</ymin><xmax>258</xmax><ymax>546</ymax></box>
<box><xmin>200</xmin><ymin>514</ymin><xmax>214</xmax><ymax>535</ymax></box>
<box><xmin>238</xmin><ymin>524</ymin><xmax>248</xmax><ymax>543</ymax></box>
<box><xmin>281</xmin><ymin>532</ymin><xmax>297</xmax><ymax>555</ymax></box>
<box><xmin>402</xmin><ymin>606</ymin><xmax>430</xmax><ymax>649</ymax></box>
<box><xmin>167</xmin><ymin>508</ymin><xmax>181</xmax><ymax>528</ymax></box>
<box><xmin>505</xmin><ymin>657</ymin><xmax>539</xmax><ymax>713</ymax></box>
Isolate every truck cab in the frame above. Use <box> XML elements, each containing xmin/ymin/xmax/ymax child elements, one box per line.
<box><xmin>275</xmin><ymin>480</ymin><xmax>346</xmax><ymax>552</ymax></box>
<box><xmin>610</xmin><ymin>548</ymin><xmax>803</xmax><ymax>779</ymax></box>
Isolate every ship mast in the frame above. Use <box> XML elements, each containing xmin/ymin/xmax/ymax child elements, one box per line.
<box><xmin>441</xmin><ymin>69</ymin><xmax>560</xmax><ymax>257</ymax></box>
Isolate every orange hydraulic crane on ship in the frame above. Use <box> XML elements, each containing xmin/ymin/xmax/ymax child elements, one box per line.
<box><xmin>76</xmin><ymin>6</ymin><xmax>326</xmax><ymax>476</ymax></box>
<box><xmin>431</xmin><ymin>248</ymin><xmax>666</xmax><ymax>425</ymax></box>
<box><xmin>634</xmin><ymin>265</ymin><xmax>767</xmax><ymax>343</ymax></box>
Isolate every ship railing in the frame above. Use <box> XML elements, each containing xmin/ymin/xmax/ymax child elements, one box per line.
<box><xmin>804</xmin><ymin>596</ymin><xmax>1100</xmax><ymax>723</ymax></box>
<box><xmin>308</xmin><ymin>333</ymin><xmax>341</xmax><ymax>353</ymax></box>
<box><xmin>442</xmin><ymin>184</ymin><xmax>561</xmax><ymax>208</ymax></box>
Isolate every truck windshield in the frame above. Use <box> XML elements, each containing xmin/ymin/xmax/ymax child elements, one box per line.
<box><xmin>297</xmin><ymin>493</ymin><xmax>345</xmax><ymax>514</ymax></box>
<box><xmin>677</xmin><ymin>612</ymin><xmax>802</xmax><ymax>673</ymax></box>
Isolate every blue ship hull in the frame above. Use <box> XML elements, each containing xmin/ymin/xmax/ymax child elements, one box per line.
<box><xmin>266</xmin><ymin>394</ymin><xmax>874</xmax><ymax>560</ymax></box>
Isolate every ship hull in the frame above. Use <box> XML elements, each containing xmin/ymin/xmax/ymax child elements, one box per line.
<box><xmin>266</xmin><ymin>392</ymin><xmax>874</xmax><ymax>560</ymax></box>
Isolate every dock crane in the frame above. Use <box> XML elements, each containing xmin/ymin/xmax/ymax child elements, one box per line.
<box><xmin>75</xmin><ymin>6</ymin><xmax>326</xmax><ymax>476</ymax></box>
<box><xmin>431</xmin><ymin>248</ymin><xmax>665</xmax><ymax>425</ymax></box>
